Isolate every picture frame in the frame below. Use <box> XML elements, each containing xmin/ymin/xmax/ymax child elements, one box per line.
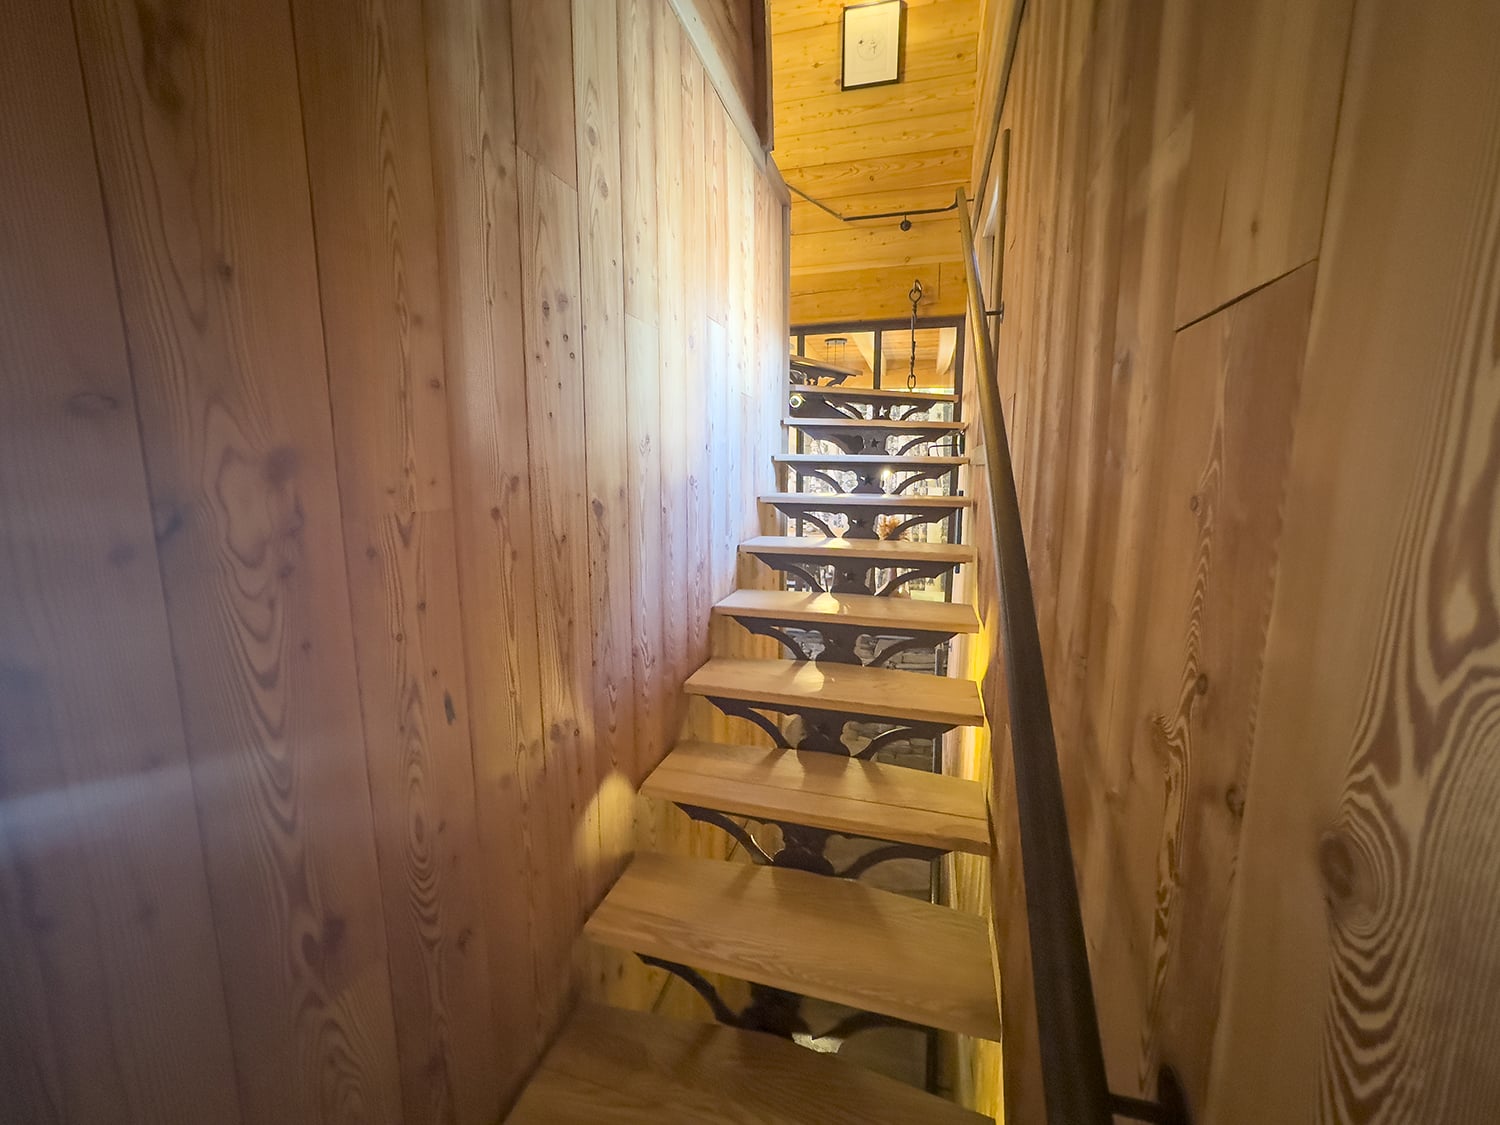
<box><xmin>841</xmin><ymin>1</ymin><xmax>905</xmax><ymax>91</ymax></box>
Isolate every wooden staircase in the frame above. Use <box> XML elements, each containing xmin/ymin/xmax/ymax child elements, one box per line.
<box><xmin>505</xmin><ymin>357</ymin><xmax>995</xmax><ymax>1122</ymax></box>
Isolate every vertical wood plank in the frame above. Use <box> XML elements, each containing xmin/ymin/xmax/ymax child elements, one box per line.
<box><xmin>511</xmin><ymin>0</ymin><xmax>579</xmax><ymax>188</ymax></box>
<box><xmin>618</xmin><ymin>0</ymin><xmax>660</xmax><ymax>323</ymax></box>
<box><xmin>516</xmin><ymin>148</ymin><xmax>596</xmax><ymax>968</ymax></box>
<box><xmin>1172</xmin><ymin>0</ymin><xmax>1354</xmax><ymax>326</ymax></box>
<box><xmin>0</xmin><ymin>4</ymin><xmax>241</xmax><ymax>1121</ymax></box>
<box><xmin>653</xmin><ymin>11</ymin><xmax>691</xmax><ymax>748</ymax></box>
<box><xmin>573</xmin><ymin>0</ymin><xmax>636</xmax><ymax>897</ymax></box>
<box><xmin>68</xmin><ymin>0</ymin><xmax>405</xmax><ymax>1117</ymax></box>
<box><xmin>289</xmin><ymin>0</ymin><xmax>502</xmax><ymax>1118</ymax></box>
<box><xmin>423</xmin><ymin>0</ymin><xmax>550</xmax><ymax>1103</ymax></box>
<box><xmin>1209</xmin><ymin>0</ymin><xmax>1500</xmax><ymax>1118</ymax></box>
<box><xmin>1132</xmin><ymin>264</ymin><xmax>1317</xmax><ymax>1109</ymax></box>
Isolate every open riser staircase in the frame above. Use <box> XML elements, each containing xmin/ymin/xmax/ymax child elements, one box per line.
<box><xmin>505</xmin><ymin>354</ymin><xmax>999</xmax><ymax>1122</ymax></box>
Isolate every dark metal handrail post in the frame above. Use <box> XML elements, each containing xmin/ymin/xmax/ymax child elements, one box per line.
<box><xmin>956</xmin><ymin>184</ymin><xmax>1114</xmax><ymax>1125</ymax></box>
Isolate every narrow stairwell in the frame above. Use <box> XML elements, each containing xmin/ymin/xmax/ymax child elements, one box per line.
<box><xmin>505</xmin><ymin>356</ymin><xmax>996</xmax><ymax>1123</ymax></box>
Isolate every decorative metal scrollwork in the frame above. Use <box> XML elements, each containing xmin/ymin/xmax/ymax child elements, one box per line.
<box><xmin>676</xmin><ymin>803</ymin><xmax>943</xmax><ymax>879</ymax></box>
<box><xmin>704</xmin><ymin>696</ymin><xmax>951</xmax><ymax>760</ymax></box>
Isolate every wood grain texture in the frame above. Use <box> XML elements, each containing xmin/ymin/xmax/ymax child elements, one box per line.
<box><xmin>772</xmin><ymin>0</ymin><xmax>980</xmax><ymax>320</ymax></box>
<box><xmin>0</xmin><ymin>4</ymin><xmax>241</xmax><ymax>1120</ymax></box>
<box><xmin>684</xmin><ymin>657</ymin><xmax>986</xmax><ymax>726</ymax></box>
<box><xmin>574</xmin><ymin>0</ymin><xmax>637</xmax><ymax>897</ymax></box>
<box><xmin>667</xmin><ymin>0</ymin><xmax>766</xmax><ymax>158</ymax></box>
<box><xmin>5</xmin><ymin>0</ymin><xmax>788</xmax><ymax>1119</ymax></box>
<box><xmin>1132</xmin><ymin>264</ymin><xmax>1317</xmax><ymax>1110</ymax></box>
<box><xmin>290</xmin><ymin>0</ymin><xmax>501</xmax><ymax>1117</ymax></box>
<box><xmin>1173</xmin><ymin>0</ymin><xmax>1355</xmax><ymax>327</ymax></box>
<box><xmin>518</xmin><ymin>148</ymin><xmax>598</xmax><ymax>957</ymax></box>
<box><xmin>507</xmin><ymin>1002</ymin><xmax>989</xmax><ymax>1124</ymax></box>
<box><xmin>1207</xmin><ymin>0</ymin><xmax>1500</xmax><ymax>1119</ymax></box>
<box><xmin>713</xmin><ymin>588</ymin><xmax>980</xmax><ymax>633</ymax></box>
<box><xmin>742</xmin><ymin>533</ymin><xmax>976</xmax><ymax>565</ymax></box>
<box><xmin>424</xmin><ymin>0</ymin><xmax>558</xmax><ymax>1102</ymax></box>
<box><xmin>645</xmin><ymin>742</ymin><xmax>991</xmax><ymax>853</ymax></box>
<box><xmin>69</xmin><ymin>0</ymin><xmax>406</xmax><ymax>1118</ymax></box>
<box><xmin>586</xmin><ymin>853</ymin><xmax>1003</xmax><ymax>1039</ymax></box>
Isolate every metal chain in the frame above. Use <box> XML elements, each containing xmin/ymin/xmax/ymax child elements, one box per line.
<box><xmin>907</xmin><ymin>279</ymin><xmax>923</xmax><ymax>390</ymax></box>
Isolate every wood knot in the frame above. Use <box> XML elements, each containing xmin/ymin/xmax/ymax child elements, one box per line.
<box><xmin>1317</xmin><ymin>829</ymin><xmax>1362</xmax><ymax>911</ymax></box>
<box><xmin>1224</xmin><ymin>784</ymin><xmax>1245</xmax><ymax>818</ymax></box>
<box><xmin>1189</xmin><ymin>495</ymin><xmax>1200</xmax><ymax>513</ymax></box>
<box><xmin>152</xmin><ymin>502</ymin><xmax>185</xmax><ymax>544</ymax></box>
<box><xmin>1195</xmin><ymin>672</ymin><xmax>1210</xmax><ymax>696</ymax></box>
<box><xmin>66</xmin><ymin>391</ymin><xmax>120</xmax><ymax>417</ymax></box>
<box><xmin>444</xmin><ymin>692</ymin><xmax>457</xmax><ymax>725</ymax></box>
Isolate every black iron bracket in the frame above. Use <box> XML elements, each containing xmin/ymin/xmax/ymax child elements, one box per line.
<box><xmin>704</xmin><ymin>695</ymin><xmax>951</xmax><ymax>759</ymax></box>
<box><xmin>676</xmin><ymin>803</ymin><xmax>943</xmax><ymax>879</ymax></box>
<box><xmin>729</xmin><ymin>616</ymin><xmax>955</xmax><ymax>669</ymax></box>
<box><xmin>638</xmin><ymin>955</ymin><xmax>936</xmax><ymax>1043</ymax></box>
<box><xmin>744</xmin><ymin>550</ymin><xmax>957</xmax><ymax>598</ymax></box>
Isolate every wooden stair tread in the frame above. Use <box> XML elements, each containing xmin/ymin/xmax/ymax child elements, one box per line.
<box><xmin>585</xmin><ymin>854</ymin><xmax>1003</xmax><ymax>1041</ymax></box>
<box><xmin>506</xmin><ymin>1002</ymin><xmax>989</xmax><ymax>1124</ymax></box>
<box><xmin>740</xmin><ymin>534</ymin><xmax>976</xmax><ymax>565</ymax></box>
<box><xmin>644</xmin><ymin>741</ymin><xmax>990</xmax><ymax>854</ymax></box>
<box><xmin>784</xmin><ymin>416</ymin><xmax>964</xmax><ymax>431</ymax></box>
<box><xmin>684</xmin><ymin>657</ymin><xmax>985</xmax><ymax>727</ymax></box>
<box><xmin>761</xmin><ymin>491</ymin><xmax>973</xmax><ymax>509</ymax></box>
<box><xmin>713</xmin><ymin>588</ymin><xmax>980</xmax><ymax>634</ymax></box>
<box><xmin>789</xmin><ymin>383</ymin><xmax>959</xmax><ymax>404</ymax></box>
<box><xmin>773</xmin><ymin>452</ymin><xmax>969</xmax><ymax>466</ymax></box>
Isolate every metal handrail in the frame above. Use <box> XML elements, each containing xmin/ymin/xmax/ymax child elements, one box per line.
<box><xmin>956</xmin><ymin>181</ymin><xmax>1190</xmax><ymax>1125</ymax></box>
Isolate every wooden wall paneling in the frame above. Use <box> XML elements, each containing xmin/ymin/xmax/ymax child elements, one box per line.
<box><xmin>69</xmin><ymin>0</ymin><xmax>406</xmax><ymax>1119</ymax></box>
<box><xmin>620</xmin><ymin>0</ymin><xmax>661</xmax><ymax>324</ymax></box>
<box><xmin>573</xmin><ymin>0</ymin><xmax>636</xmax><ymax>898</ymax></box>
<box><xmin>0</xmin><ymin>5</ymin><xmax>241</xmax><ymax>1120</ymax></box>
<box><xmin>288</xmin><ymin>0</ymin><xmax>502</xmax><ymax>1118</ymax></box>
<box><xmin>1125</xmin><ymin>264</ymin><xmax>1316</xmax><ymax>1111</ymax></box>
<box><xmin>790</xmin><ymin>221</ymin><xmax>963</xmax><ymax>276</ymax></box>
<box><xmin>782</xmin><ymin>112</ymin><xmax>977</xmax><ymax>168</ymax></box>
<box><xmin>773</xmin><ymin>0</ymin><xmax>979</xmax><ymax>327</ymax></box>
<box><xmin>778</xmin><ymin>75</ymin><xmax>976</xmax><ymax>138</ymax></box>
<box><xmin>1207</xmin><ymin>0</ymin><xmax>1500</xmax><ymax>1118</ymax></box>
<box><xmin>788</xmin><ymin>147</ymin><xmax>973</xmax><ymax>199</ymax></box>
<box><xmin>653</xmin><ymin>12</ymin><xmax>691</xmax><ymax>748</ymax></box>
<box><xmin>515</xmin><ymin>148</ymin><xmax>598</xmax><ymax>948</ymax></box>
<box><xmin>1067</xmin><ymin>0</ymin><xmax>1199</xmax><ymax>1105</ymax></box>
<box><xmin>791</xmin><ymin>264</ymin><xmax>960</xmax><ymax>324</ymax></box>
<box><xmin>511</xmin><ymin>0</ymin><xmax>579</xmax><ymax>188</ymax></box>
<box><xmin>1172</xmin><ymin>0</ymin><xmax>1355</xmax><ymax>327</ymax></box>
<box><xmin>667</xmin><ymin>0</ymin><xmax>766</xmax><ymax>157</ymax></box>
<box><xmin>618</xmin><ymin>0</ymin><xmax>666</xmax><ymax>783</ymax></box>
<box><xmin>682</xmin><ymin>49</ymin><xmax>715</xmax><ymax>715</ymax></box>
<box><xmin>423</xmin><ymin>0</ymin><xmax>552</xmax><ymax>1100</ymax></box>
<box><xmin>960</xmin><ymin>0</ymin><xmax>1203</xmax><ymax>1117</ymax></box>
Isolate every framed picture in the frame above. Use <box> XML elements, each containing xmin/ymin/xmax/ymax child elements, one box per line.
<box><xmin>841</xmin><ymin>1</ymin><xmax>905</xmax><ymax>90</ymax></box>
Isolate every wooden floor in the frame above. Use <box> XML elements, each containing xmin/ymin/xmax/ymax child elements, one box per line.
<box><xmin>643</xmin><ymin>741</ymin><xmax>991</xmax><ymax>854</ymax></box>
<box><xmin>684</xmin><ymin>657</ymin><xmax>987</xmax><ymax>726</ymax></box>
<box><xmin>584</xmin><ymin>853</ymin><xmax>1003</xmax><ymax>1041</ymax></box>
<box><xmin>506</xmin><ymin>1003</ymin><xmax>990</xmax><ymax>1124</ymax></box>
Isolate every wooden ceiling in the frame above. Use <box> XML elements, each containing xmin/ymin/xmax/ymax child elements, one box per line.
<box><xmin>771</xmin><ymin>0</ymin><xmax>979</xmax><ymax>324</ymax></box>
